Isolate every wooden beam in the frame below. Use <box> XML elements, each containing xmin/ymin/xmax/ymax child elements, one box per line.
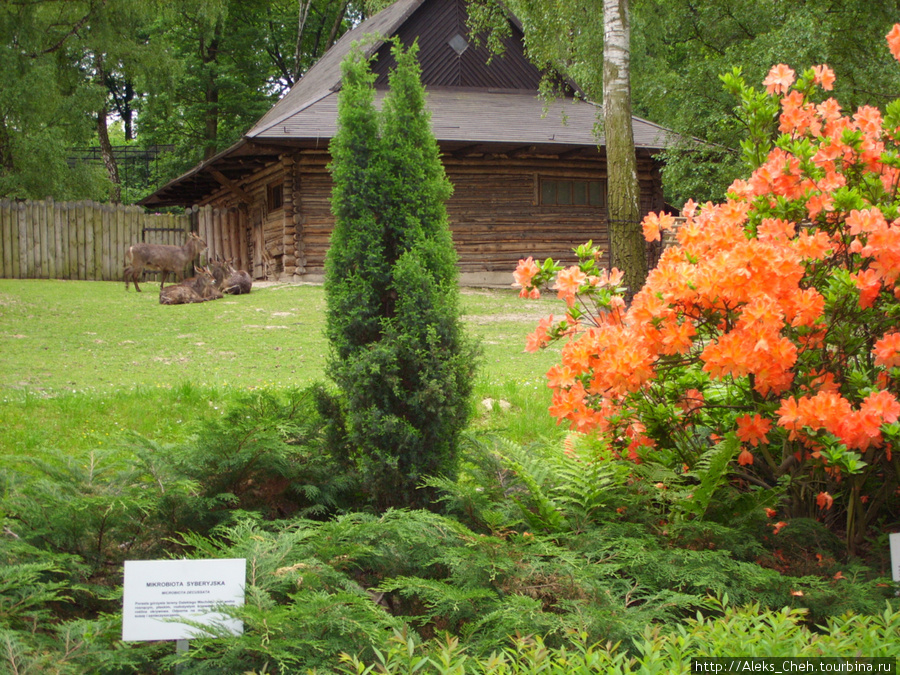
<box><xmin>210</xmin><ymin>169</ymin><xmax>253</xmax><ymax>205</ymax></box>
<box><xmin>558</xmin><ymin>148</ymin><xmax>589</xmax><ymax>159</ymax></box>
<box><xmin>506</xmin><ymin>145</ymin><xmax>537</xmax><ymax>158</ymax></box>
<box><xmin>451</xmin><ymin>144</ymin><xmax>482</xmax><ymax>158</ymax></box>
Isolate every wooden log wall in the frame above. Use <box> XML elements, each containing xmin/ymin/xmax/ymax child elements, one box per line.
<box><xmin>197</xmin><ymin>148</ymin><xmax>666</xmax><ymax>283</ymax></box>
<box><xmin>199</xmin><ymin>157</ymin><xmax>291</xmax><ymax>278</ymax></box>
<box><xmin>290</xmin><ymin>150</ymin><xmax>664</xmax><ymax>278</ymax></box>
<box><xmin>193</xmin><ymin>205</ymin><xmax>249</xmax><ymax>272</ymax></box>
<box><xmin>0</xmin><ymin>199</ymin><xmax>193</xmax><ymax>281</ymax></box>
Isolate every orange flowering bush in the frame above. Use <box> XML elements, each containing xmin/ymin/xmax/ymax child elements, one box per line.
<box><xmin>515</xmin><ymin>28</ymin><xmax>900</xmax><ymax>553</ymax></box>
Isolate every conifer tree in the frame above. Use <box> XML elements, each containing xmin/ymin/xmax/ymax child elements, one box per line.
<box><xmin>324</xmin><ymin>41</ymin><xmax>478</xmax><ymax>509</ymax></box>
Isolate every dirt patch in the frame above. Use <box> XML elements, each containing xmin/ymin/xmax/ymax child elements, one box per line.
<box><xmin>463</xmin><ymin>312</ymin><xmax>549</xmax><ymax>325</ymax></box>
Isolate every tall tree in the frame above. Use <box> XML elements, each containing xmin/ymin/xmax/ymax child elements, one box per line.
<box><xmin>602</xmin><ymin>0</ymin><xmax>644</xmax><ymax>297</ymax></box>
<box><xmin>630</xmin><ymin>0</ymin><xmax>900</xmax><ymax>205</ymax></box>
<box><xmin>136</xmin><ymin>0</ymin><xmax>368</xmax><ymax>183</ymax></box>
<box><xmin>324</xmin><ymin>42</ymin><xmax>478</xmax><ymax>509</ymax></box>
<box><xmin>0</xmin><ymin>1</ymin><xmax>108</xmax><ymax>199</ymax></box>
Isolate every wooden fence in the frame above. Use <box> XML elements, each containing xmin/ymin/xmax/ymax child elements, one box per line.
<box><xmin>0</xmin><ymin>199</ymin><xmax>248</xmax><ymax>282</ymax></box>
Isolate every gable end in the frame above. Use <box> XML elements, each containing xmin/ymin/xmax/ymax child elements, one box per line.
<box><xmin>370</xmin><ymin>0</ymin><xmax>543</xmax><ymax>90</ymax></box>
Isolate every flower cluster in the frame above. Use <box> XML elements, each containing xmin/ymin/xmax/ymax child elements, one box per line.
<box><xmin>515</xmin><ymin>27</ymin><xmax>900</xmax><ymax>550</ymax></box>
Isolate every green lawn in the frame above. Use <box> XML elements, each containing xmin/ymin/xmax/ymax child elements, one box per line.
<box><xmin>0</xmin><ymin>279</ymin><xmax>564</xmax><ymax>454</ymax></box>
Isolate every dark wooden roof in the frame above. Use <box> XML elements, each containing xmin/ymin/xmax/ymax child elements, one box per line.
<box><xmin>140</xmin><ymin>0</ymin><xmax>672</xmax><ymax>207</ymax></box>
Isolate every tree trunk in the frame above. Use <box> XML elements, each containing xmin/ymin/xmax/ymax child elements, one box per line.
<box><xmin>325</xmin><ymin>2</ymin><xmax>350</xmax><ymax>51</ymax></box>
<box><xmin>292</xmin><ymin>0</ymin><xmax>314</xmax><ymax>83</ymax></box>
<box><xmin>201</xmin><ymin>21</ymin><xmax>223</xmax><ymax>161</ymax></box>
<box><xmin>95</xmin><ymin>53</ymin><xmax>121</xmax><ymax>203</ymax></box>
<box><xmin>603</xmin><ymin>0</ymin><xmax>645</xmax><ymax>298</ymax></box>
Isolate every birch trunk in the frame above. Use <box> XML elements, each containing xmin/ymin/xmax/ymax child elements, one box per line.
<box><xmin>292</xmin><ymin>0</ymin><xmax>314</xmax><ymax>83</ymax></box>
<box><xmin>603</xmin><ymin>0</ymin><xmax>646</xmax><ymax>298</ymax></box>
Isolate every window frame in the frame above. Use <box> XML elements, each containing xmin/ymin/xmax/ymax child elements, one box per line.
<box><xmin>267</xmin><ymin>181</ymin><xmax>284</xmax><ymax>212</ymax></box>
<box><xmin>538</xmin><ymin>177</ymin><xmax>606</xmax><ymax>208</ymax></box>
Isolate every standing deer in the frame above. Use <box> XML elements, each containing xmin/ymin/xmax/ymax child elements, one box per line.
<box><xmin>124</xmin><ymin>232</ymin><xmax>207</xmax><ymax>293</ymax></box>
<box><xmin>159</xmin><ymin>266</ymin><xmax>223</xmax><ymax>305</ymax></box>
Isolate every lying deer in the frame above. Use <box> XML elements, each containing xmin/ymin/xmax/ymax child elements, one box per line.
<box><xmin>124</xmin><ymin>232</ymin><xmax>208</xmax><ymax>293</ymax></box>
<box><xmin>159</xmin><ymin>266</ymin><xmax>223</xmax><ymax>305</ymax></box>
<box><xmin>210</xmin><ymin>258</ymin><xmax>253</xmax><ymax>295</ymax></box>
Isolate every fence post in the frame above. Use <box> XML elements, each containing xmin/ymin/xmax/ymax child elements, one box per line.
<box><xmin>0</xmin><ymin>201</ymin><xmax>9</xmax><ymax>278</ymax></box>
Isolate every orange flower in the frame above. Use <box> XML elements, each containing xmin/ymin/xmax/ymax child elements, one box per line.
<box><xmin>764</xmin><ymin>508</ymin><xmax>777</xmax><ymax>519</ymax></box>
<box><xmin>681</xmin><ymin>199</ymin><xmax>698</xmax><ymax>218</ymax></box>
<box><xmin>737</xmin><ymin>448</ymin><xmax>755</xmax><ymax>466</ymax></box>
<box><xmin>546</xmin><ymin>363</ymin><xmax>577</xmax><ymax>389</ymax></box>
<box><xmin>525</xmin><ymin>315</ymin><xmax>554</xmax><ymax>353</ymax></box>
<box><xmin>763</xmin><ymin>64</ymin><xmax>795</xmax><ymax>95</ymax></box>
<box><xmin>873</xmin><ymin>331</ymin><xmax>900</xmax><ymax>369</ymax></box>
<box><xmin>513</xmin><ymin>257</ymin><xmax>540</xmax><ymax>295</ymax></box>
<box><xmin>816</xmin><ymin>491</ymin><xmax>834</xmax><ymax>510</ymax></box>
<box><xmin>680</xmin><ymin>389</ymin><xmax>704</xmax><ymax>414</ymax></box>
<box><xmin>553</xmin><ymin>266</ymin><xmax>587</xmax><ymax>306</ymax></box>
<box><xmin>641</xmin><ymin>212</ymin><xmax>675</xmax><ymax>243</ymax></box>
<box><xmin>736</xmin><ymin>414</ymin><xmax>772</xmax><ymax>447</ymax></box>
<box><xmin>851</xmin><ymin>269</ymin><xmax>882</xmax><ymax>309</ymax></box>
<box><xmin>887</xmin><ymin>24</ymin><xmax>900</xmax><ymax>62</ymax></box>
<box><xmin>861</xmin><ymin>390</ymin><xmax>900</xmax><ymax>425</ymax></box>
<box><xmin>773</xmin><ymin>521</ymin><xmax>788</xmax><ymax>534</ymax></box>
<box><xmin>812</xmin><ymin>65</ymin><xmax>835</xmax><ymax>91</ymax></box>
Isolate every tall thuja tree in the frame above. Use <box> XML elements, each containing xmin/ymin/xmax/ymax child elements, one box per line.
<box><xmin>325</xmin><ymin>42</ymin><xmax>478</xmax><ymax>509</ymax></box>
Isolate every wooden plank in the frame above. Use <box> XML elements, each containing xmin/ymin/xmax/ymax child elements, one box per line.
<box><xmin>231</xmin><ymin>210</ymin><xmax>240</xmax><ymax>265</ymax></box>
<box><xmin>84</xmin><ymin>202</ymin><xmax>95</xmax><ymax>280</ymax></box>
<box><xmin>93</xmin><ymin>202</ymin><xmax>103</xmax><ymax>280</ymax></box>
<box><xmin>16</xmin><ymin>202</ymin><xmax>27</xmax><ymax>278</ymax></box>
<box><xmin>43</xmin><ymin>199</ymin><xmax>53</xmax><ymax>279</ymax></box>
<box><xmin>69</xmin><ymin>202</ymin><xmax>79</xmax><ymax>279</ymax></box>
<box><xmin>59</xmin><ymin>202</ymin><xmax>69</xmax><ymax>279</ymax></box>
<box><xmin>25</xmin><ymin>201</ymin><xmax>37</xmax><ymax>278</ymax></box>
<box><xmin>10</xmin><ymin>202</ymin><xmax>21</xmax><ymax>278</ymax></box>
<box><xmin>210</xmin><ymin>169</ymin><xmax>253</xmax><ymax>205</ymax></box>
<box><xmin>76</xmin><ymin>201</ymin><xmax>86</xmax><ymax>280</ymax></box>
<box><xmin>40</xmin><ymin>199</ymin><xmax>50</xmax><ymax>278</ymax></box>
<box><xmin>51</xmin><ymin>199</ymin><xmax>62</xmax><ymax>279</ymax></box>
<box><xmin>193</xmin><ymin>206</ymin><xmax>205</xmax><ymax>253</ymax></box>
<box><xmin>0</xmin><ymin>201</ymin><xmax>10</xmax><ymax>278</ymax></box>
<box><xmin>239</xmin><ymin>210</ymin><xmax>249</xmax><ymax>272</ymax></box>
<box><xmin>214</xmin><ymin>208</ymin><xmax>224</xmax><ymax>262</ymax></box>
<box><xmin>115</xmin><ymin>205</ymin><xmax>124</xmax><ymax>280</ymax></box>
<box><xmin>32</xmin><ymin>200</ymin><xmax>42</xmax><ymax>278</ymax></box>
<box><xmin>101</xmin><ymin>204</ymin><xmax>110</xmax><ymax>280</ymax></box>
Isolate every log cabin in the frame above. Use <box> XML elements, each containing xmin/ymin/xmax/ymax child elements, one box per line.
<box><xmin>139</xmin><ymin>0</ymin><xmax>673</xmax><ymax>286</ymax></box>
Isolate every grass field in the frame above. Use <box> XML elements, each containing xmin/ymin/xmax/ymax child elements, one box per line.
<box><xmin>0</xmin><ymin>279</ymin><xmax>565</xmax><ymax>454</ymax></box>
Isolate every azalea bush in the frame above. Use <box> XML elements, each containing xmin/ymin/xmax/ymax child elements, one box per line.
<box><xmin>514</xmin><ymin>27</ymin><xmax>900</xmax><ymax>554</ymax></box>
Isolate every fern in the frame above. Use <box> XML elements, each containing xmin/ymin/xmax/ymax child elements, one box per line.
<box><xmin>675</xmin><ymin>433</ymin><xmax>740</xmax><ymax>520</ymax></box>
<box><xmin>504</xmin><ymin>457</ymin><xmax>568</xmax><ymax>533</ymax></box>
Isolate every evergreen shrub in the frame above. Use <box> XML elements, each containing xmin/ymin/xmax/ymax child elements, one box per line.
<box><xmin>324</xmin><ymin>40</ymin><xmax>478</xmax><ymax>509</ymax></box>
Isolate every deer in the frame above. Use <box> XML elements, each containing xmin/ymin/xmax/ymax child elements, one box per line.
<box><xmin>124</xmin><ymin>232</ymin><xmax>208</xmax><ymax>293</ymax></box>
<box><xmin>159</xmin><ymin>266</ymin><xmax>223</xmax><ymax>305</ymax></box>
<box><xmin>209</xmin><ymin>257</ymin><xmax>253</xmax><ymax>295</ymax></box>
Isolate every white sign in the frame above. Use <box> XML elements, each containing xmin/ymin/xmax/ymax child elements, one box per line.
<box><xmin>891</xmin><ymin>533</ymin><xmax>900</xmax><ymax>583</ymax></box>
<box><xmin>122</xmin><ymin>558</ymin><xmax>246</xmax><ymax>642</ymax></box>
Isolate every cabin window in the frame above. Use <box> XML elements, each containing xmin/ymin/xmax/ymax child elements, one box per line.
<box><xmin>267</xmin><ymin>182</ymin><xmax>284</xmax><ymax>211</ymax></box>
<box><xmin>540</xmin><ymin>178</ymin><xmax>605</xmax><ymax>207</ymax></box>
